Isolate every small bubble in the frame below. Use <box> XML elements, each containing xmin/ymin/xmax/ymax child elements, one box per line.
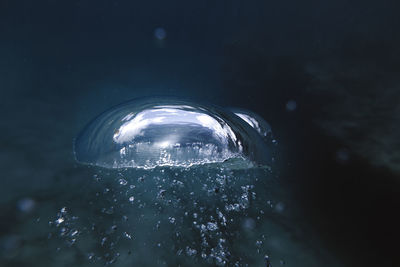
<box><xmin>17</xmin><ymin>198</ymin><xmax>36</xmax><ymax>214</ymax></box>
<box><xmin>129</xmin><ymin>196</ymin><xmax>135</xmax><ymax>203</ymax></box>
<box><xmin>70</xmin><ymin>230</ymin><xmax>78</xmax><ymax>237</ymax></box>
<box><xmin>275</xmin><ymin>202</ymin><xmax>285</xmax><ymax>213</ymax></box>
<box><xmin>118</xmin><ymin>178</ymin><xmax>128</xmax><ymax>186</ymax></box>
<box><xmin>185</xmin><ymin>246</ymin><xmax>197</xmax><ymax>256</ymax></box>
<box><xmin>154</xmin><ymin>27</ymin><xmax>167</xmax><ymax>40</ymax></box>
<box><xmin>109</xmin><ymin>225</ymin><xmax>117</xmax><ymax>233</ymax></box>
<box><xmin>207</xmin><ymin>222</ymin><xmax>218</xmax><ymax>231</ymax></box>
<box><xmin>55</xmin><ymin>217</ymin><xmax>64</xmax><ymax>226</ymax></box>
<box><xmin>60</xmin><ymin>227</ymin><xmax>67</xmax><ymax>236</ymax></box>
<box><xmin>68</xmin><ymin>238</ymin><xmax>76</xmax><ymax>246</ymax></box>
<box><xmin>157</xmin><ymin>189</ymin><xmax>166</xmax><ymax>199</ymax></box>
<box><xmin>102</xmin><ymin>206</ymin><xmax>114</xmax><ymax>214</ymax></box>
<box><xmin>88</xmin><ymin>252</ymin><xmax>95</xmax><ymax>260</ymax></box>
<box><xmin>265</xmin><ymin>255</ymin><xmax>272</xmax><ymax>267</ymax></box>
<box><xmin>123</xmin><ymin>232</ymin><xmax>132</xmax><ymax>240</ymax></box>
<box><xmin>286</xmin><ymin>100</ymin><xmax>297</xmax><ymax>111</ymax></box>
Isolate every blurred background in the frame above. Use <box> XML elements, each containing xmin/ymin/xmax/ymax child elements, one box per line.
<box><xmin>0</xmin><ymin>0</ymin><xmax>399</xmax><ymax>266</ymax></box>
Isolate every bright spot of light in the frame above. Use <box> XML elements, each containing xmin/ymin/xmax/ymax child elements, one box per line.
<box><xmin>157</xmin><ymin>141</ymin><xmax>171</xmax><ymax>148</ymax></box>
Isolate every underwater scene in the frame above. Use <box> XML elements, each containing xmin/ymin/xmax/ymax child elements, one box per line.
<box><xmin>1</xmin><ymin>1</ymin><xmax>399</xmax><ymax>266</ymax></box>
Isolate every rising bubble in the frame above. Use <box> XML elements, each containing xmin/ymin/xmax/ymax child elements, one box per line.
<box><xmin>74</xmin><ymin>98</ymin><xmax>272</xmax><ymax>169</ymax></box>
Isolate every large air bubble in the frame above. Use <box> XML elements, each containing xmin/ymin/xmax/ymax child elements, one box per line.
<box><xmin>74</xmin><ymin>98</ymin><xmax>272</xmax><ymax>169</ymax></box>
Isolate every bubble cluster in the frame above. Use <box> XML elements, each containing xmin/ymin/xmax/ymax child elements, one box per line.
<box><xmin>49</xmin><ymin>165</ymin><xmax>282</xmax><ymax>266</ymax></box>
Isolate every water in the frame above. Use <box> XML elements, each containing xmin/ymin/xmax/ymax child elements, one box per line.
<box><xmin>0</xmin><ymin>86</ymin><xmax>338</xmax><ymax>266</ymax></box>
<box><xmin>43</xmin><ymin>164</ymin><xmax>331</xmax><ymax>266</ymax></box>
<box><xmin>0</xmin><ymin>114</ymin><xmax>337</xmax><ymax>266</ymax></box>
<box><xmin>1</xmin><ymin>1</ymin><xmax>398</xmax><ymax>266</ymax></box>
<box><xmin>49</xmin><ymin>98</ymin><xmax>318</xmax><ymax>265</ymax></box>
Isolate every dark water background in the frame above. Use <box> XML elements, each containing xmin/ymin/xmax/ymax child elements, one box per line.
<box><xmin>1</xmin><ymin>0</ymin><xmax>400</xmax><ymax>266</ymax></box>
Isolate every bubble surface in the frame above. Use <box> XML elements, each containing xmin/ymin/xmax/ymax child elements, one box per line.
<box><xmin>74</xmin><ymin>98</ymin><xmax>271</xmax><ymax>169</ymax></box>
<box><xmin>228</xmin><ymin>107</ymin><xmax>272</xmax><ymax>138</ymax></box>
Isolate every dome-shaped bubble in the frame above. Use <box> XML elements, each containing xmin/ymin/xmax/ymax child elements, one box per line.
<box><xmin>228</xmin><ymin>107</ymin><xmax>272</xmax><ymax>138</ymax></box>
<box><xmin>74</xmin><ymin>98</ymin><xmax>271</xmax><ymax>169</ymax></box>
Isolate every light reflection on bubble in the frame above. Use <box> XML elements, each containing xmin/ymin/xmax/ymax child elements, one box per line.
<box><xmin>228</xmin><ymin>107</ymin><xmax>272</xmax><ymax>139</ymax></box>
<box><xmin>74</xmin><ymin>98</ymin><xmax>272</xmax><ymax>169</ymax></box>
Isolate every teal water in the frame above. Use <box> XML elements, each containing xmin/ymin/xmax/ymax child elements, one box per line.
<box><xmin>1</xmin><ymin>1</ymin><xmax>399</xmax><ymax>266</ymax></box>
<box><xmin>2</xmin><ymin>163</ymin><xmax>338</xmax><ymax>266</ymax></box>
